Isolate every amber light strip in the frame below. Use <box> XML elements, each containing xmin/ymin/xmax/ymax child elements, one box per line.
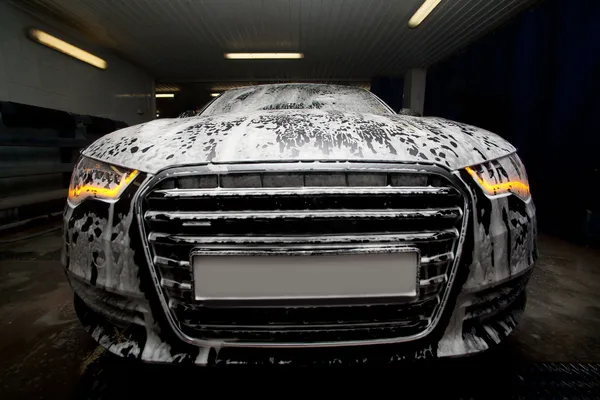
<box><xmin>28</xmin><ymin>29</ymin><xmax>107</xmax><ymax>70</ymax></box>
<box><xmin>465</xmin><ymin>167</ymin><xmax>530</xmax><ymax>196</ymax></box>
<box><xmin>68</xmin><ymin>170</ymin><xmax>139</xmax><ymax>200</ymax></box>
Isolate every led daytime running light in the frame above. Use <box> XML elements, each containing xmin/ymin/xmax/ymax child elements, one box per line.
<box><xmin>68</xmin><ymin>170</ymin><xmax>139</xmax><ymax>201</ymax></box>
<box><xmin>465</xmin><ymin>166</ymin><xmax>529</xmax><ymax>196</ymax></box>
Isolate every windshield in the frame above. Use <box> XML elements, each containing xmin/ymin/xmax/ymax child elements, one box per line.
<box><xmin>200</xmin><ymin>84</ymin><xmax>393</xmax><ymax>117</ymax></box>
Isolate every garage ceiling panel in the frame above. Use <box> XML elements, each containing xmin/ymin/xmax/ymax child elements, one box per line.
<box><xmin>10</xmin><ymin>0</ymin><xmax>538</xmax><ymax>81</ymax></box>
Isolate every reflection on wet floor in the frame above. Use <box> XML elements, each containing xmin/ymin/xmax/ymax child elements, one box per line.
<box><xmin>1</xmin><ymin>221</ymin><xmax>600</xmax><ymax>398</ymax></box>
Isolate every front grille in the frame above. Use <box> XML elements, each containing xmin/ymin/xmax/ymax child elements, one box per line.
<box><xmin>140</xmin><ymin>165</ymin><xmax>466</xmax><ymax>344</ymax></box>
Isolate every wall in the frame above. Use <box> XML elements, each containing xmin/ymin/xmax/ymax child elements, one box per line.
<box><xmin>0</xmin><ymin>2</ymin><xmax>155</xmax><ymax>126</ymax></box>
<box><xmin>403</xmin><ymin>68</ymin><xmax>426</xmax><ymax>115</ymax></box>
<box><xmin>425</xmin><ymin>0</ymin><xmax>600</xmax><ymax>244</ymax></box>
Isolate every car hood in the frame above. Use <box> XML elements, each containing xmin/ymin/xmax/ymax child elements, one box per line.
<box><xmin>83</xmin><ymin>110</ymin><xmax>516</xmax><ymax>174</ymax></box>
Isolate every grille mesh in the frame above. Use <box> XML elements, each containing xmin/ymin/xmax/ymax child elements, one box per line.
<box><xmin>141</xmin><ymin>168</ymin><xmax>465</xmax><ymax>344</ymax></box>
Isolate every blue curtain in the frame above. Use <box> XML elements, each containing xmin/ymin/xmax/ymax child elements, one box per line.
<box><xmin>371</xmin><ymin>76</ymin><xmax>404</xmax><ymax>112</ymax></box>
<box><xmin>425</xmin><ymin>0</ymin><xmax>600</xmax><ymax>243</ymax></box>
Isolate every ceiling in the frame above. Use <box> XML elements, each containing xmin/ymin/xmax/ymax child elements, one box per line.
<box><xmin>11</xmin><ymin>0</ymin><xmax>537</xmax><ymax>82</ymax></box>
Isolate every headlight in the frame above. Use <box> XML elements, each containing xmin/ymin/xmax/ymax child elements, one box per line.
<box><xmin>465</xmin><ymin>153</ymin><xmax>531</xmax><ymax>201</ymax></box>
<box><xmin>67</xmin><ymin>156</ymin><xmax>139</xmax><ymax>206</ymax></box>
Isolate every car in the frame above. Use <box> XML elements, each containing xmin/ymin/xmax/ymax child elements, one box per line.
<box><xmin>62</xmin><ymin>83</ymin><xmax>537</xmax><ymax>365</ymax></box>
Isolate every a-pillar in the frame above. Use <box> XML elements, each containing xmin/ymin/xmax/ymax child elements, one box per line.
<box><xmin>402</xmin><ymin>68</ymin><xmax>426</xmax><ymax>115</ymax></box>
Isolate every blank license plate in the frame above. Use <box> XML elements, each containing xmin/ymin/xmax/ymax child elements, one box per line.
<box><xmin>192</xmin><ymin>249</ymin><xmax>419</xmax><ymax>301</ymax></box>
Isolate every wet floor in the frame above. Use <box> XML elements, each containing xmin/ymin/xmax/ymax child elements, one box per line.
<box><xmin>0</xmin><ymin>219</ymin><xmax>599</xmax><ymax>398</ymax></box>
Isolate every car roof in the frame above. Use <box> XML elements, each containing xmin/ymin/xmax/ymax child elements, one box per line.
<box><xmin>224</xmin><ymin>82</ymin><xmax>367</xmax><ymax>92</ymax></box>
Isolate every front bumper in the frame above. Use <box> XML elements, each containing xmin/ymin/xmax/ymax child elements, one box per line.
<box><xmin>62</xmin><ymin>164</ymin><xmax>537</xmax><ymax>365</ymax></box>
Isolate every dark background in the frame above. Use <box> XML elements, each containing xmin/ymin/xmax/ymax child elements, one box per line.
<box><xmin>375</xmin><ymin>0</ymin><xmax>600</xmax><ymax>245</ymax></box>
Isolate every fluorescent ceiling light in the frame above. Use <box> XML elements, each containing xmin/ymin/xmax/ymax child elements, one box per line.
<box><xmin>210</xmin><ymin>93</ymin><xmax>220</xmax><ymax>97</ymax></box>
<box><xmin>408</xmin><ymin>0</ymin><xmax>442</xmax><ymax>28</ymax></box>
<box><xmin>156</xmin><ymin>93</ymin><xmax>175</xmax><ymax>98</ymax></box>
<box><xmin>224</xmin><ymin>53</ymin><xmax>304</xmax><ymax>60</ymax></box>
<box><xmin>28</xmin><ymin>29</ymin><xmax>107</xmax><ymax>70</ymax></box>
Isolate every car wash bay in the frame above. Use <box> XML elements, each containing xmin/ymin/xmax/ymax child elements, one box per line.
<box><xmin>1</xmin><ymin>0</ymin><xmax>600</xmax><ymax>397</ymax></box>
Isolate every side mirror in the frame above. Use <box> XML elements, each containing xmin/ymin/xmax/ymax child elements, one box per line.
<box><xmin>398</xmin><ymin>108</ymin><xmax>422</xmax><ymax>117</ymax></box>
<box><xmin>178</xmin><ymin>110</ymin><xmax>198</xmax><ymax>118</ymax></box>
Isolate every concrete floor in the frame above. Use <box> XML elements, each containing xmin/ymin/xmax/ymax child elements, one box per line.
<box><xmin>1</xmin><ymin>221</ymin><xmax>600</xmax><ymax>398</ymax></box>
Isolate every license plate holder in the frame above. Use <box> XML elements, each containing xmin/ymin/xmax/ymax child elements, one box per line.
<box><xmin>191</xmin><ymin>247</ymin><xmax>420</xmax><ymax>303</ymax></box>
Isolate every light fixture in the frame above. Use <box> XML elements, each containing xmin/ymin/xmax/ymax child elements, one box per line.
<box><xmin>465</xmin><ymin>166</ymin><xmax>530</xmax><ymax>194</ymax></box>
<box><xmin>156</xmin><ymin>93</ymin><xmax>175</xmax><ymax>98</ymax></box>
<box><xmin>27</xmin><ymin>29</ymin><xmax>107</xmax><ymax>70</ymax></box>
<box><xmin>68</xmin><ymin>157</ymin><xmax>138</xmax><ymax>206</ymax></box>
<box><xmin>408</xmin><ymin>0</ymin><xmax>442</xmax><ymax>28</ymax></box>
<box><xmin>210</xmin><ymin>93</ymin><xmax>220</xmax><ymax>97</ymax></box>
<box><xmin>464</xmin><ymin>154</ymin><xmax>531</xmax><ymax>201</ymax></box>
<box><xmin>224</xmin><ymin>53</ymin><xmax>304</xmax><ymax>60</ymax></box>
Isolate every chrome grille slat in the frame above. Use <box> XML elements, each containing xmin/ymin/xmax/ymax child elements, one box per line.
<box><xmin>145</xmin><ymin>207</ymin><xmax>462</xmax><ymax>222</ymax></box>
<box><xmin>160</xmin><ymin>278</ymin><xmax>192</xmax><ymax>291</ymax></box>
<box><xmin>192</xmin><ymin>324</ymin><xmax>430</xmax><ymax>342</ymax></box>
<box><xmin>420</xmin><ymin>274</ymin><xmax>447</xmax><ymax>286</ymax></box>
<box><xmin>151</xmin><ymin>186</ymin><xmax>458</xmax><ymax>198</ymax></box>
<box><xmin>170</xmin><ymin>296</ymin><xmax>439</xmax><ymax>311</ymax></box>
<box><xmin>182</xmin><ymin>320</ymin><xmax>423</xmax><ymax>330</ymax></box>
<box><xmin>154</xmin><ymin>255</ymin><xmax>190</xmax><ymax>268</ymax></box>
<box><xmin>421</xmin><ymin>252</ymin><xmax>454</xmax><ymax>264</ymax></box>
<box><xmin>148</xmin><ymin>229</ymin><xmax>459</xmax><ymax>245</ymax></box>
<box><xmin>171</xmin><ymin>297</ymin><xmax>439</xmax><ymax>321</ymax></box>
<box><xmin>139</xmin><ymin>165</ymin><xmax>467</xmax><ymax>345</ymax></box>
